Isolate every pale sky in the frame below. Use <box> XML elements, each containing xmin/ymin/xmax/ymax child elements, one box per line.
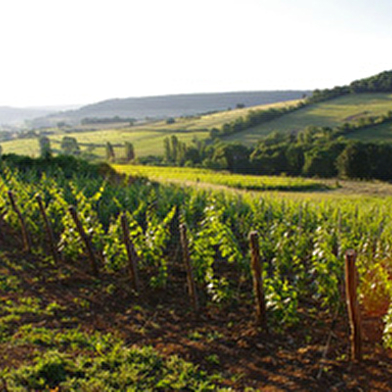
<box><xmin>0</xmin><ymin>0</ymin><xmax>391</xmax><ymax>107</ymax></box>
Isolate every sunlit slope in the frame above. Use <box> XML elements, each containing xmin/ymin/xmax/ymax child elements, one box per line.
<box><xmin>113</xmin><ymin>164</ymin><xmax>327</xmax><ymax>191</ymax></box>
<box><xmin>223</xmin><ymin>93</ymin><xmax>392</xmax><ymax>145</ymax></box>
<box><xmin>1</xmin><ymin>127</ymin><xmax>209</xmax><ymax>158</ymax></box>
<box><xmin>0</xmin><ymin>100</ymin><xmax>299</xmax><ymax>158</ymax></box>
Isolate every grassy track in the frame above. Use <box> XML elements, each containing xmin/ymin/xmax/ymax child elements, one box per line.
<box><xmin>114</xmin><ymin>164</ymin><xmax>392</xmax><ymax>200</ymax></box>
<box><xmin>113</xmin><ymin>164</ymin><xmax>328</xmax><ymax>191</ymax></box>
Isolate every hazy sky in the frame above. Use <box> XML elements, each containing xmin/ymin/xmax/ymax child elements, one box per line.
<box><xmin>1</xmin><ymin>0</ymin><xmax>391</xmax><ymax>107</ymax></box>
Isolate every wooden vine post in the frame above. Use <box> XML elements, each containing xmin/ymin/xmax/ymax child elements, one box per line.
<box><xmin>344</xmin><ymin>249</ymin><xmax>362</xmax><ymax>361</ymax></box>
<box><xmin>249</xmin><ymin>231</ymin><xmax>267</xmax><ymax>331</ymax></box>
<box><xmin>179</xmin><ymin>223</ymin><xmax>199</xmax><ymax>311</ymax></box>
<box><xmin>120</xmin><ymin>213</ymin><xmax>140</xmax><ymax>292</ymax></box>
<box><xmin>36</xmin><ymin>194</ymin><xmax>61</xmax><ymax>264</ymax></box>
<box><xmin>68</xmin><ymin>206</ymin><xmax>99</xmax><ymax>277</ymax></box>
<box><xmin>7</xmin><ymin>191</ymin><xmax>31</xmax><ymax>253</ymax></box>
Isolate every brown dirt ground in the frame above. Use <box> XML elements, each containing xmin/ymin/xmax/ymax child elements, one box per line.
<box><xmin>0</xmin><ymin>231</ymin><xmax>391</xmax><ymax>392</ymax></box>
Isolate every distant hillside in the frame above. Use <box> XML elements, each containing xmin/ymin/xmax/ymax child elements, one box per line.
<box><xmin>0</xmin><ymin>106</ymin><xmax>55</xmax><ymax>126</ymax></box>
<box><xmin>218</xmin><ymin>70</ymin><xmax>392</xmax><ymax>144</ymax></box>
<box><xmin>0</xmin><ymin>105</ymin><xmax>82</xmax><ymax>128</ymax></box>
<box><xmin>29</xmin><ymin>91</ymin><xmax>309</xmax><ymax>127</ymax></box>
<box><xmin>1</xmin><ymin>100</ymin><xmax>300</xmax><ymax>158</ymax></box>
<box><xmin>223</xmin><ymin>93</ymin><xmax>392</xmax><ymax>145</ymax></box>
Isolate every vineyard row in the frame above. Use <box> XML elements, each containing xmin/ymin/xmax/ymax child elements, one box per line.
<box><xmin>3</xmin><ymin>170</ymin><xmax>382</xmax><ymax>357</ymax></box>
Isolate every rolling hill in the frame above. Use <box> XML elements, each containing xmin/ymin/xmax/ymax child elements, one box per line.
<box><xmin>0</xmin><ymin>99</ymin><xmax>302</xmax><ymax>158</ymax></box>
<box><xmin>222</xmin><ymin>92</ymin><xmax>392</xmax><ymax>145</ymax></box>
<box><xmin>0</xmin><ymin>106</ymin><xmax>56</xmax><ymax>127</ymax></box>
<box><xmin>0</xmin><ymin>105</ymin><xmax>82</xmax><ymax>127</ymax></box>
<box><xmin>28</xmin><ymin>90</ymin><xmax>309</xmax><ymax>127</ymax></box>
<box><xmin>3</xmin><ymin>92</ymin><xmax>392</xmax><ymax>159</ymax></box>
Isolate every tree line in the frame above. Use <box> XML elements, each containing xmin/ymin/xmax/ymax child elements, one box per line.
<box><xmin>37</xmin><ymin>136</ymin><xmax>135</xmax><ymax>163</ymax></box>
<box><xmin>308</xmin><ymin>70</ymin><xmax>392</xmax><ymax>103</ymax></box>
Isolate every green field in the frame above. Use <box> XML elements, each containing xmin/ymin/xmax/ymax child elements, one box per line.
<box><xmin>0</xmin><ymin>128</ymin><xmax>210</xmax><ymax>158</ymax></box>
<box><xmin>223</xmin><ymin>93</ymin><xmax>392</xmax><ymax>145</ymax></box>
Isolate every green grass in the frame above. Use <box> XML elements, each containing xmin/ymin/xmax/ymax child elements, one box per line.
<box><xmin>2</xmin><ymin>335</ymin><xmax>225</xmax><ymax>391</ymax></box>
<box><xmin>223</xmin><ymin>93</ymin><xmax>392</xmax><ymax>145</ymax></box>
<box><xmin>113</xmin><ymin>164</ymin><xmax>328</xmax><ymax>192</ymax></box>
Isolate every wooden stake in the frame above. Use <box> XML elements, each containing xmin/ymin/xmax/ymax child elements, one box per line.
<box><xmin>249</xmin><ymin>231</ymin><xmax>267</xmax><ymax>330</ymax></box>
<box><xmin>169</xmin><ymin>205</ymin><xmax>181</xmax><ymax>263</ymax></box>
<box><xmin>345</xmin><ymin>249</ymin><xmax>362</xmax><ymax>361</ymax></box>
<box><xmin>68</xmin><ymin>206</ymin><xmax>99</xmax><ymax>276</ymax></box>
<box><xmin>179</xmin><ymin>223</ymin><xmax>199</xmax><ymax>311</ymax></box>
<box><xmin>121</xmin><ymin>213</ymin><xmax>140</xmax><ymax>292</ymax></box>
<box><xmin>7</xmin><ymin>191</ymin><xmax>31</xmax><ymax>253</ymax></box>
<box><xmin>36</xmin><ymin>194</ymin><xmax>61</xmax><ymax>264</ymax></box>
